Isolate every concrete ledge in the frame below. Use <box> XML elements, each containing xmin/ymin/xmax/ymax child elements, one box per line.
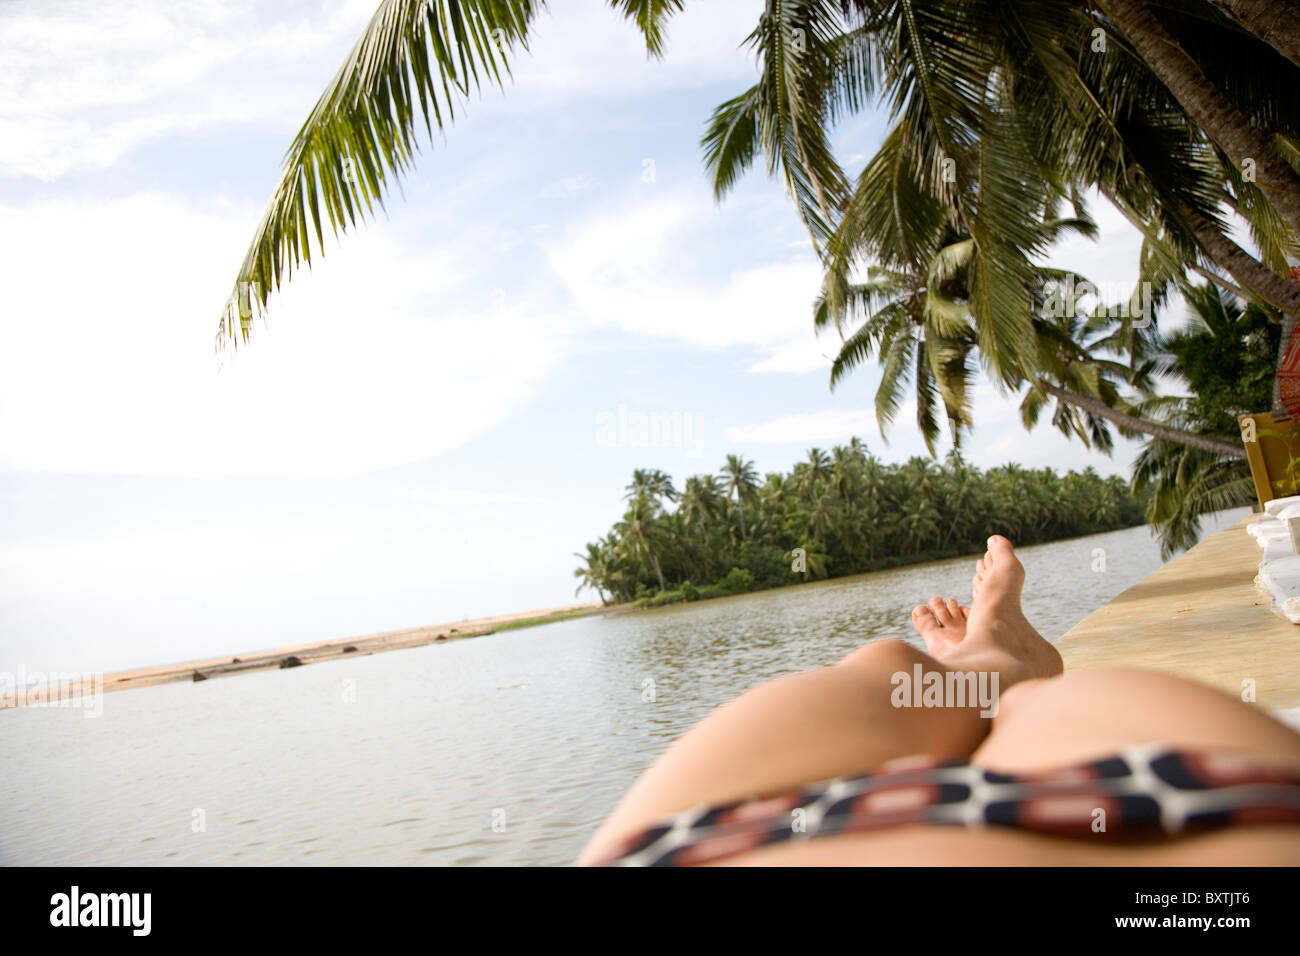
<box><xmin>1056</xmin><ymin>517</ymin><xmax>1300</xmax><ymax>709</ymax></box>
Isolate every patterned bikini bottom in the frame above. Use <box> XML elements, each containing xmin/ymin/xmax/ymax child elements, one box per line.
<box><xmin>592</xmin><ymin>743</ymin><xmax>1300</xmax><ymax>866</ymax></box>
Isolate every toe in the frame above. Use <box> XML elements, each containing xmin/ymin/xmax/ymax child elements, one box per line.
<box><xmin>929</xmin><ymin>596</ymin><xmax>954</xmax><ymax>626</ymax></box>
<box><xmin>958</xmin><ymin>604</ymin><xmax>971</xmax><ymax>619</ymax></box>
<box><xmin>987</xmin><ymin>535</ymin><xmax>1014</xmax><ymax>560</ymax></box>
<box><xmin>911</xmin><ymin>604</ymin><xmax>935</xmax><ymax>631</ymax></box>
<box><xmin>945</xmin><ymin>598</ymin><xmax>961</xmax><ymax>619</ymax></box>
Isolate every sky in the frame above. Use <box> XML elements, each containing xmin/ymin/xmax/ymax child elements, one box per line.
<box><xmin>0</xmin><ymin>0</ymin><xmax>1168</xmax><ymax>674</ymax></box>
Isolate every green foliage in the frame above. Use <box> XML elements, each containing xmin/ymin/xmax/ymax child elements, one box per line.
<box><xmin>633</xmin><ymin>566</ymin><xmax>753</xmax><ymax>608</ymax></box>
<box><xmin>733</xmin><ymin>542</ymin><xmax>790</xmax><ymax>589</ymax></box>
<box><xmin>717</xmin><ymin>567</ymin><xmax>753</xmax><ymax>594</ymax></box>
<box><xmin>1165</xmin><ymin>284</ymin><xmax>1280</xmax><ymax>435</ymax></box>
<box><xmin>580</xmin><ymin>444</ymin><xmax>1149</xmax><ymax>604</ymax></box>
<box><xmin>1132</xmin><ymin>284</ymin><xmax>1275</xmax><ymax>556</ymax></box>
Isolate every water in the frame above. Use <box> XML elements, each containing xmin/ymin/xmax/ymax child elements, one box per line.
<box><xmin>0</xmin><ymin>512</ymin><xmax>1250</xmax><ymax>866</ymax></box>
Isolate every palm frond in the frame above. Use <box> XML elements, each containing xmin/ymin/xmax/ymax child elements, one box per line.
<box><xmin>217</xmin><ymin>0</ymin><xmax>541</xmax><ymax>351</ymax></box>
<box><xmin>740</xmin><ymin>0</ymin><xmax>855</xmax><ymax>252</ymax></box>
<box><xmin>608</xmin><ymin>0</ymin><xmax>684</xmax><ymax>57</ymax></box>
<box><xmin>702</xmin><ymin>85</ymin><xmax>762</xmax><ymax>199</ymax></box>
<box><xmin>829</xmin><ymin>299</ymin><xmax>908</xmax><ymax>387</ymax></box>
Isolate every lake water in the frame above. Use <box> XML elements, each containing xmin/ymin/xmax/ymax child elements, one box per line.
<box><xmin>0</xmin><ymin>511</ymin><xmax>1250</xmax><ymax>866</ymax></box>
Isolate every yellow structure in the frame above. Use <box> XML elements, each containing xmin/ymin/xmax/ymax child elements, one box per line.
<box><xmin>1240</xmin><ymin>411</ymin><xmax>1300</xmax><ymax>508</ymax></box>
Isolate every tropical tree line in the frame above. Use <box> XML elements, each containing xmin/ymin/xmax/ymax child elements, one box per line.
<box><xmin>574</xmin><ymin>448</ymin><xmax>1148</xmax><ymax>606</ymax></box>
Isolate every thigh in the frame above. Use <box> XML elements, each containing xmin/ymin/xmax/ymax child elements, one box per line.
<box><xmin>578</xmin><ymin>639</ymin><xmax>991</xmax><ymax>864</ymax></box>
<box><xmin>973</xmin><ymin>667</ymin><xmax>1300</xmax><ymax>772</ymax></box>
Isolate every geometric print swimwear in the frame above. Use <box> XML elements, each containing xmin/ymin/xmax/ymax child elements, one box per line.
<box><xmin>593</xmin><ymin>743</ymin><xmax>1300</xmax><ymax>866</ymax></box>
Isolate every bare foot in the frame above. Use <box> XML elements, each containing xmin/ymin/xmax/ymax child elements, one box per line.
<box><xmin>910</xmin><ymin>597</ymin><xmax>970</xmax><ymax>659</ymax></box>
<box><xmin>946</xmin><ymin>535</ymin><xmax>1063</xmax><ymax>686</ymax></box>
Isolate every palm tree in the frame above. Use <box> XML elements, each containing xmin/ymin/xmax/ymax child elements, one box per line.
<box><xmin>1133</xmin><ymin>431</ymin><xmax>1256</xmax><ymax>558</ymax></box>
<box><xmin>709</xmin><ymin>0</ymin><xmax>1300</xmax><ymax>406</ymax></box>
<box><xmin>625</xmin><ymin>468</ymin><xmax>678</xmax><ymax>505</ymax></box>
<box><xmin>818</xmin><ymin>209</ymin><xmax>1245</xmax><ymax>458</ymax></box>
<box><xmin>579</xmin><ymin>454</ymin><xmax>1148</xmax><ymax>598</ymax></box>
<box><xmin>709</xmin><ymin>2</ymin><xmax>1077</xmax><ymax>385</ymax></box>
<box><xmin>719</xmin><ymin>454</ymin><xmax>760</xmax><ymax>539</ymax></box>
<box><xmin>678</xmin><ymin>475</ymin><xmax>723</xmax><ymax>529</ymax></box>
<box><xmin>938</xmin><ymin>450</ymin><xmax>983</xmax><ymax>545</ymax></box>
<box><xmin>896</xmin><ymin>495</ymin><xmax>941</xmax><ymax>555</ymax></box>
<box><xmin>1205</xmin><ymin>2</ymin><xmax>1300</xmax><ymax>67</ymax></box>
<box><xmin>829</xmin><ymin>443</ymin><xmax>863</xmax><ymax>498</ymax></box>
<box><xmin>801</xmin><ymin>485</ymin><xmax>842</xmax><ymax>545</ymax></box>
<box><xmin>1096</xmin><ymin>0</ymin><xmax>1300</xmax><ymax>235</ymax></box>
<box><xmin>859</xmin><ymin>454</ymin><xmax>890</xmax><ymax>507</ymax></box>
<box><xmin>789</xmin><ymin>541</ymin><xmax>832</xmax><ymax>581</ymax></box>
<box><xmin>572</xmin><ymin>542</ymin><xmax>610</xmax><ymax>604</ymax></box>
<box><xmin>752</xmin><ymin>472</ymin><xmax>792</xmax><ymax>544</ymax></box>
<box><xmin>700</xmin><ymin>0</ymin><xmax>858</xmax><ymax>256</ymax></box>
<box><xmin>595</xmin><ymin>531</ymin><xmax>637</xmax><ymax>603</ymax></box>
<box><xmin>796</xmin><ymin>448</ymin><xmax>832</xmax><ymax>499</ymax></box>
<box><xmin>214</xmin><ymin>0</ymin><xmax>681</xmax><ymax>347</ymax></box>
<box><xmin>615</xmin><ymin>495</ymin><xmax>671</xmax><ymax>592</ymax></box>
<box><xmin>222</xmin><ymin>0</ymin><xmax>1300</xmax><ymax>427</ymax></box>
<box><xmin>818</xmin><ymin>261</ymin><xmax>977</xmax><ymax>454</ymax></box>
<box><xmin>1131</xmin><ymin>283</ymin><xmax>1277</xmax><ymax>554</ymax></box>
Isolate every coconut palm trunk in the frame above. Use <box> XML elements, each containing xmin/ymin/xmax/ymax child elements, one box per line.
<box><xmin>1035</xmin><ymin>381</ymin><xmax>1245</xmax><ymax>459</ymax></box>
<box><xmin>1100</xmin><ymin>0</ymin><xmax>1300</xmax><ymax>236</ymax></box>
<box><xmin>1184</xmin><ymin>211</ymin><xmax>1300</xmax><ymax>316</ymax></box>
<box><xmin>1207</xmin><ymin>0</ymin><xmax>1300</xmax><ymax>69</ymax></box>
<box><xmin>650</xmin><ymin>553</ymin><xmax>667</xmax><ymax>592</ymax></box>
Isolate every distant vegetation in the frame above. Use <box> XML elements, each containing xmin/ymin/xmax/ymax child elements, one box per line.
<box><xmin>575</xmin><ymin>444</ymin><xmax>1148</xmax><ymax>607</ymax></box>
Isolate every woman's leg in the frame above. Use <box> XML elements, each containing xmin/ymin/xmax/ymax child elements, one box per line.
<box><xmin>974</xmin><ymin>667</ymin><xmax>1300</xmax><ymax>771</ymax></box>
<box><xmin>578</xmin><ymin>535</ymin><xmax>1062</xmax><ymax>864</ymax></box>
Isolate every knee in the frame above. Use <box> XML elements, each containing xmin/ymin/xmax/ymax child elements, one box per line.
<box><xmin>835</xmin><ymin>637</ymin><xmax>919</xmax><ymax>672</ymax></box>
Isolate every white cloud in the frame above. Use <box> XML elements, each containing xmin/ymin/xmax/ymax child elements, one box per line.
<box><xmin>409</xmin><ymin>488</ymin><xmax>528</xmax><ymax>504</ymax></box>
<box><xmin>545</xmin><ymin>195</ymin><xmax>826</xmax><ymax>362</ymax></box>
<box><xmin>747</xmin><ymin>337</ymin><xmax>836</xmax><ymax>374</ymax></box>
<box><xmin>0</xmin><ymin>194</ymin><xmax>571</xmax><ymax>477</ymax></box>
<box><xmin>0</xmin><ymin>0</ymin><xmax>764</xmax><ymax>181</ymax></box>
<box><xmin>0</xmin><ymin>0</ymin><xmax>377</xmax><ymax>179</ymax></box>
<box><xmin>539</xmin><ymin>175</ymin><xmax>596</xmax><ymax>199</ymax></box>
<box><xmin>508</xmin><ymin>0</ymin><xmax>762</xmax><ymax>100</ymax></box>
<box><xmin>726</xmin><ymin>408</ymin><xmax>878</xmax><ymax>446</ymax></box>
<box><xmin>1036</xmin><ymin>196</ymin><xmax>1144</xmax><ymax>288</ymax></box>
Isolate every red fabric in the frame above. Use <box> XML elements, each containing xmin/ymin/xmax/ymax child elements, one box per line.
<box><xmin>1280</xmin><ymin>268</ymin><xmax>1300</xmax><ymax>421</ymax></box>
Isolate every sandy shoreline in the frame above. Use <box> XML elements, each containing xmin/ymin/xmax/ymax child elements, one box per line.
<box><xmin>1</xmin><ymin>601</ymin><xmax>605</xmax><ymax>710</ymax></box>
